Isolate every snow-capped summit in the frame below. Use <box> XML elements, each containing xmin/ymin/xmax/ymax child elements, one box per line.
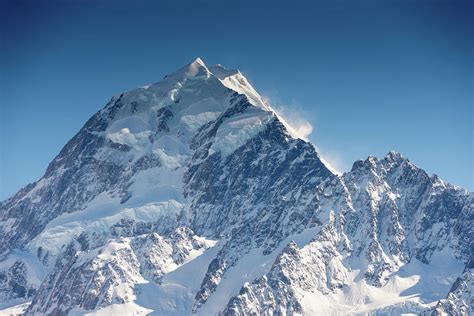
<box><xmin>190</xmin><ymin>56</ymin><xmax>207</xmax><ymax>67</ymax></box>
<box><xmin>142</xmin><ymin>57</ymin><xmax>268</xmax><ymax>111</ymax></box>
<box><xmin>165</xmin><ymin>57</ymin><xmax>211</xmax><ymax>81</ymax></box>
<box><xmin>0</xmin><ymin>59</ymin><xmax>471</xmax><ymax>315</ymax></box>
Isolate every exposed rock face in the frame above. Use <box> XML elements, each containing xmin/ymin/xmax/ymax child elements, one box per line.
<box><xmin>222</xmin><ymin>163</ymin><xmax>473</xmax><ymax>315</ymax></box>
<box><xmin>27</xmin><ymin>227</ymin><xmax>214</xmax><ymax>315</ymax></box>
<box><xmin>0</xmin><ymin>261</ymin><xmax>36</xmax><ymax>303</ymax></box>
<box><xmin>0</xmin><ymin>58</ymin><xmax>472</xmax><ymax>315</ymax></box>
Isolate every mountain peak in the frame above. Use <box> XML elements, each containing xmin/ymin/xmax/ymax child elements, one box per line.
<box><xmin>151</xmin><ymin>59</ymin><xmax>270</xmax><ymax>111</ymax></box>
<box><xmin>191</xmin><ymin>57</ymin><xmax>206</xmax><ymax>66</ymax></box>
<box><xmin>169</xmin><ymin>57</ymin><xmax>211</xmax><ymax>81</ymax></box>
<box><xmin>384</xmin><ymin>150</ymin><xmax>404</xmax><ymax>162</ymax></box>
<box><xmin>1</xmin><ymin>58</ymin><xmax>471</xmax><ymax>316</ymax></box>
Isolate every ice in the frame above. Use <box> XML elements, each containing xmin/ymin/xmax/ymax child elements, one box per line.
<box><xmin>210</xmin><ymin>108</ymin><xmax>274</xmax><ymax>157</ymax></box>
<box><xmin>107</xmin><ymin>116</ymin><xmax>149</xmax><ymax>134</ymax></box>
<box><xmin>0</xmin><ymin>301</ymin><xmax>31</xmax><ymax>316</ymax></box>
<box><xmin>27</xmin><ymin>194</ymin><xmax>184</xmax><ymax>263</ymax></box>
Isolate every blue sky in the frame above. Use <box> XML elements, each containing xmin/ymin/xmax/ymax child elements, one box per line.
<box><xmin>1</xmin><ymin>0</ymin><xmax>472</xmax><ymax>199</ymax></box>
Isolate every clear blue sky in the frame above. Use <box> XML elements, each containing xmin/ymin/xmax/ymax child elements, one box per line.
<box><xmin>1</xmin><ymin>0</ymin><xmax>472</xmax><ymax>199</ymax></box>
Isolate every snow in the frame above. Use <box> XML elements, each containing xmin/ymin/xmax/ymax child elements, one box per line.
<box><xmin>66</xmin><ymin>228</ymin><xmax>321</xmax><ymax>316</ymax></box>
<box><xmin>3</xmin><ymin>58</ymin><xmax>470</xmax><ymax>316</ymax></box>
<box><xmin>209</xmin><ymin>64</ymin><xmax>269</xmax><ymax>110</ymax></box>
<box><xmin>107</xmin><ymin>116</ymin><xmax>149</xmax><ymax>134</ymax></box>
<box><xmin>107</xmin><ymin>129</ymin><xmax>152</xmax><ymax>149</ymax></box>
<box><xmin>0</xmin><ymin>249</ymin><xmax>46</xmax><ymax>286</ymax></box>
<box><xmin>27</xmin><ymin>57</ymin><xmax>269</xmax><ymax>268</ymax></box>
<box><xmin>27</xmin><ymin>193</ymin><xmax>184</xmax><ymax>263</ymax></box>
<box><xmin>319</xmin><ymin>155</ymin><xmax>343</xmax><ymax>176</ymax></box>
<box><xmin>197</xmin><ymin>227</ymin><xmax>321</xmax><ymax>315</ymax></box>
<box><xmin>100</xmin><ymin>58</ymin><xmax>273</xmax><ymax>162</ymax></box>
<box><xmin>0</xmin><ymin>301</ymin><xmax>30</xmax><ymax>316</ymax></box>
<box><xmin>297</xmin><ymin>247</ymin><xmax>464</xmax><ymax>315</ymax></box>
<box><xmin>209</xmin><ymin>108</ymin><xmax>274</xmax><ymax>157</ymax></box>
<box><xmin>173</xmin><ymin>57</ymin><xmax>211</xmax><ymax>80</ymax></box>
<box><xmin>71</xmin><ymin>302</ymin><xmax>152</xmax><ymax>316</ymax></box>
<box><xmin>114</xmin><ymin>240</ymin><xmax>220</xmax><ymax>315</ymax></box>
<box><xmin>65</xmin><ymin>232</ymin><xmax>218</xmax><ymax>316</ymax></box>
<box><xmin>180</xmin><ymin>112</ymin><xmax>220</xmax><ymax>132</ymax></box>
<box><xmin>129</xmin><ymin>166</ymin><xmax>184</xmax><ymax>202</ymax></box>
<box><xmin>180</xmin><ymin>97</ymin><xmax>223</xmax><ymax>116</ymax></box>
<box><xmin>151</xmin><ymin>139</ymin><xmax>189</xmax><ymax>167</ymax></box>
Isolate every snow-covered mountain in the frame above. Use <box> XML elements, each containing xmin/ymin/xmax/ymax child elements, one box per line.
<box><xmin>0</xmin><ymin>58</ymin><xmax>472</xmax><ymax>315</ymax></box>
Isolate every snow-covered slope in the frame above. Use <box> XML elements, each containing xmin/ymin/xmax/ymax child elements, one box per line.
<box><xmin>429</xmin><ymin>259</ymin><xmax>473</xmax><ymax>316</ymax></box>
<box><xmin>0</xmin><ymin>58</ymin><xmax>472</xmax><ymax>315</ymax></box>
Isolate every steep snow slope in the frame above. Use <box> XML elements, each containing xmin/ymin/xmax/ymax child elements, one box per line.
<box><xmin>0</xmin><ymin>58</ymin><xmax>472</xmax><ymax>315</ymax></box>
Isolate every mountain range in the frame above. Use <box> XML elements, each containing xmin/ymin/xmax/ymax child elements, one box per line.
<box><xmin>0</xmin><ymin>58</ymin><xmax>472</xmax><ymax>315</ymax></box>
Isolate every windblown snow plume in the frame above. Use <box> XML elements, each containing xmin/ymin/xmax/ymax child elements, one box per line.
<box><xmin>267</xmin><ymin>101</ymin><xmax>314</xmax><ymax>140</ymax></box>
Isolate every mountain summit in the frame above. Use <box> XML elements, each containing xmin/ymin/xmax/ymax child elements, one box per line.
<box><xmin>0</xmin><ymin>59</ymin><xmax>472</xmax><ymax>315</ymax></box>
